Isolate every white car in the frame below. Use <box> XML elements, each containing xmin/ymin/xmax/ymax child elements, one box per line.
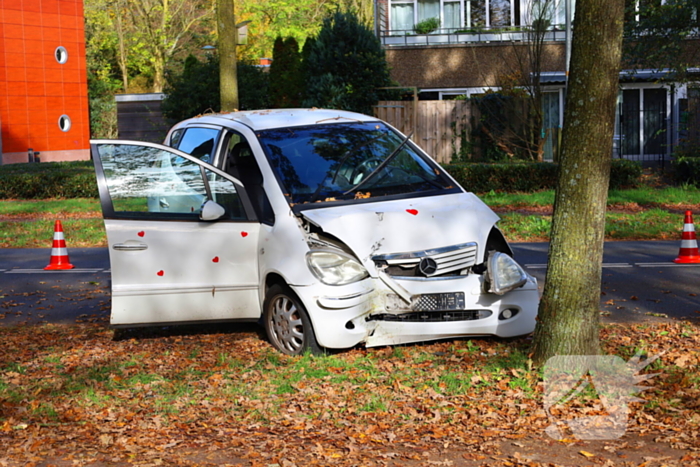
<box><xmin>91</xmin><ymin>108</ymin><xmax>538</xmax><ymax>355</ymax></box>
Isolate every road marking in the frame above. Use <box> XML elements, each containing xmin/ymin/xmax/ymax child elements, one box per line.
<box><xmin>4</xmin><ymin>268</ymin><xmax>107</xmax><ymax>274</ymax></box>
<box><xmin>525</xmin><ymin>262</ymin><xmax>700</xmax><ymax>269</ymax></box>
<box><xmin>636</xmin><ymin>262</ymin><xmax>700</xmax><ymax>268</ymax></box>
<box><xmin>526</xmin><ymin>263</ymin><xmax>634</xmax><ymax>269</ymax></box>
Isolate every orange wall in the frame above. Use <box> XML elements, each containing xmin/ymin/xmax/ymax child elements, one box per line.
<box><xmin>0</xmin><ymin>0</ymin><xmax>90</xmax><ymax>156</ymax></box>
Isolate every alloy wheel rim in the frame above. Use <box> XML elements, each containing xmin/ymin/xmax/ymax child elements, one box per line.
<box><xmin>270</xmin><ymin>295</ymin><xmax>304</xmax><ymax>354</ymax></box>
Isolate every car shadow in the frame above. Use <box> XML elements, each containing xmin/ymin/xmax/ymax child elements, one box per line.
<box><xmin>112</xmin><ymin>321</ymin><xmax>266</xmax><ymax>342</ymax></box>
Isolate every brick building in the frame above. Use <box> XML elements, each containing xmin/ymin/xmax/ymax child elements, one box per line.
<box><xmin>375</xmin><ymin>0</ymin><xmax>700</xmax><ymax>163</ymax></box>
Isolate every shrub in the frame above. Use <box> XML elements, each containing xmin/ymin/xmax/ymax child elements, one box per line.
<box><xmin>0</xmin><ymin>162</ymin><xmax>98</xmax><ymax>199</ymax></box>
<box><xmin>673</xmin><ymin>156</ymin><xmax>700</xmax><ymax>186</ymax></box>
<box><xmin>609</xmin><ymin>158</ymin><xmax>643</xmax><ymax>188</ymax></box>
<box><xmin>0</xmin><ymin>159</ymin><xmax>643</xmax><ymax>199</ymax></box>
<box><xmin>442</xmin><ymin>162</ymin><xmax>558</xmax><ymax>193</ymax></box>
<box><xmin>442</xmin><ymin>159</ymin><xmax>641</xmax><ymax>193</ymax></box>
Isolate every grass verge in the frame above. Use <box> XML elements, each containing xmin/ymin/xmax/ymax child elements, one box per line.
<box><xmin>1</xmin><ymin>186</ymin><xmax>699</xmax><ymax>247</ymax></box>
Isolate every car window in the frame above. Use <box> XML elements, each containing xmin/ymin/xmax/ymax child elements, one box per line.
<box><xmin>95</xmin><ymin>143</ymin><xmax>246</xmax><ymax>220</ymax></box>
<box><xmin>173</xmin><ymin>127</ymin><xmax>221</xmax><ymax>164</ymax></box>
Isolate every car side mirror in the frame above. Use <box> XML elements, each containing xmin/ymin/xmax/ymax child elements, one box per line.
<box><xmin>200</xmin><ymin>200</ymin><xmax>226</xmax><ymax>221</ymax></box>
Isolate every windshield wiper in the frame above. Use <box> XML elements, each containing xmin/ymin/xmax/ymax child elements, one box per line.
<box><xmin>343</xmin><ymin>132</ymin><xmax>414</xmax><ymax>195</ymax></box>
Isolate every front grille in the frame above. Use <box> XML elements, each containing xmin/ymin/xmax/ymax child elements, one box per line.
<box><xmin>368</xmin><ymin>310</ymin><xmax>489</xmax><ymax>322</ymax></box>
<box><xmin>372</xmin><ymin>242</ymin><xmax>478</xmax><ymax>278</ymax></box>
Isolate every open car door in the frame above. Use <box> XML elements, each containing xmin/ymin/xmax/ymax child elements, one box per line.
<box><xmin>91</xmin><ymin>140</ymin><xmax>261</xmax><ymax>326</ymax></box>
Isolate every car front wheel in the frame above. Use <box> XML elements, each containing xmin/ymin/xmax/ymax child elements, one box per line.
<box><xmin>263</xmin><ymin>284</ymin><xmax>322</xmax><ymax>355</ymax></box>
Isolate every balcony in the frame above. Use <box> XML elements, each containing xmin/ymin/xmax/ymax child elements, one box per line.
<box><xmin>380</xmin><ymin>26</ymin><xmax>568</xmax><ymax>47</ymax></box>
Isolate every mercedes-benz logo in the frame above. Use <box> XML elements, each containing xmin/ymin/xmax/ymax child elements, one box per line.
<box><xmin>419</xmin><ymin>257</ymin><xmax>438</xmax><ymax>276</ymax></box>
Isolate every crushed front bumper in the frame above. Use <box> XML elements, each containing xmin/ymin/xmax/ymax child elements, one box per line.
<box><xmin>292</xmin><ymin>271</ymin><xmax>539</xmax><ymax>350</ymax></box>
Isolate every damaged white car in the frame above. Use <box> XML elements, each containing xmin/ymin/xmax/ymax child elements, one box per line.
<box><xmin>91</xmin><ymin>108</ymin><xmax>538</xmax><ymax>355</ymax></box>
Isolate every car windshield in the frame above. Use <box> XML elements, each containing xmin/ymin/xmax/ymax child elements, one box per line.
<box><xmin>257</xmin><ymin>122</ymin><xmax>453</xmax><ymax>205</ymax></box>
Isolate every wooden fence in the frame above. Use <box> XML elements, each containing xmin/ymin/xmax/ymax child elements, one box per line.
<box><xmin>374</xmin><ymin>100</ymin><xmax>474</xmax><ymax>163</ymax></box>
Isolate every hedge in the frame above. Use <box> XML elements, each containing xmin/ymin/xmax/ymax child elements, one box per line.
<box><xmin>442</xmin><ymin>159</ymin><xmax>642</xmax><ymax>193</ymax></box>
<box><xmin>673</xmin><ymin>157</ymin><xmax>700</xmax><ymax>187</ymax></box>
<box><xmin>0</xmin><ymin>161</ymin><xmax>98</xmax><ymax>199</ymax></box>
<box><xmin>0</xmin><ymin>158</ymin><xmax>643</xmax><ymax>200</ymax></box>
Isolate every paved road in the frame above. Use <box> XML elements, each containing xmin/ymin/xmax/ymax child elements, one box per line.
<box><xmin>0</xmin><ymin>248</ymin><xmax>111</xmax><ymax>326</ymax></box>
<box><xmin>512</xmin><ymin>241</ymin><xmax>700</xmax><ymax>324</ymax></box>
<box><xmin>1</xmin><ymin>242</ymin><xmax>698</xmax><ymax>327</ymax></box>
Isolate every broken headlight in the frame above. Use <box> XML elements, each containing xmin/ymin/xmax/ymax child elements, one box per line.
<box><xmin>484</xmin><ymin>251</ymin><xmax>529</xmax><ymax>295</ymax></box>
<box><xmin>307</xmin><ymin>250</ymin><xmax>369</xmax><ymax>286</ymax></box>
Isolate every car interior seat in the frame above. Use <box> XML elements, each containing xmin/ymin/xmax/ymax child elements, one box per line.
<box><xmin>228</xmin><ymin>142</ymin><xmax>274</xmax><ymax>225</ymax></box>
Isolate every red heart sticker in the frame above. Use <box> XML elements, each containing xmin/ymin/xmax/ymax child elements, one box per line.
<box><xmin>212</xmin><ymin>256</ymin><xmax>219</xmax><ymax>263</ymax></box>
<box><xmin>157</xmin><ymin>270</ymin><xmax>164</xmax><ymax>276</ymax></box>
<box><xmin>137</xmin><ymin>231</ymin><xmax>145</xmax><ymax>237</ymax></box>
<box><xmin>241</xmin><ymin>232</ymin><xmax>248</xmax><ymax>237</ymax></box>
<box><xmin>406</xmin><ymin>209</ymin><xmax>419</xmax><ymax>216</ymax></box>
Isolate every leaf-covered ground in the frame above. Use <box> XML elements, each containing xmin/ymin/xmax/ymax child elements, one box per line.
<box><xmin>1</xmin><ymin>321</ymin><xmax>699</xmax><ymax>466</ymax></box>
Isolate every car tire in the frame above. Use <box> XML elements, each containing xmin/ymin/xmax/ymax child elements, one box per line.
<box><xmin>263</xmin><ymin>284</ymin><xmax>322</xmax><ymax>355</ymax></box>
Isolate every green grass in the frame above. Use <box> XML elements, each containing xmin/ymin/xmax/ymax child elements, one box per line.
<box><xmin>0</xmin><ymin>198</ymin><xmax>101</xmax><ymax>215</ymax></box>
<box><xmin>1</xmin><ymin>185</ymin><xmax>698</xmax><ymax>247</ymax></box>
<box><xmin>605</xmin><ymin>209</ymin><xmax>682</xmax><ymax>240</ymax></box>
<box><xmin>608</xmin><ymin>185</ymin><xmax>700</xmax><ymax>205</ymax></box>
<box><xmin>480</xmin><ymin>190</ymin><xmax>555</xmax><ymax>207</ymax></box>
<box><xmin>0</xmin><ymin>218</ymin><xmax>106</xmax><ymax>248</ymax></box>
<box><xmin>481</xmin><ymin>185</ymin><xmax>700</xmax><ymax>208</ymax></box>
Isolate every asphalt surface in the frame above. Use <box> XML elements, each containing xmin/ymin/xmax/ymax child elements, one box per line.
<box><xmin>512</xmin><ymin>241</ymin><xmax>700</xmax><ymax>324</ymax></box>
<box><xmin>1</xmin><ymin>242</ymin><xmax>698</xmax><ymax>327</ymax></box>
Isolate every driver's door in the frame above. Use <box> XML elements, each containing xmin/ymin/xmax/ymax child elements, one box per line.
<box><xmin>91</xmin><ymin>140</ymin><xmax>261</xmax><ymax>326</ymax></box>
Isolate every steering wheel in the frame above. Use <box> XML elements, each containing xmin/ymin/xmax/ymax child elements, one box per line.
<box><xmin>350</xmin><ymin>158</ymin><xmax>384</xmax><ymax>185</ymax></box>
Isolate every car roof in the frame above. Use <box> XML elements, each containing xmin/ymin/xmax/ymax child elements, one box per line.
<box><xmin>176</xmin><ymin>108</ymin><xmax>381</xmax><ymax>131</ymax></box>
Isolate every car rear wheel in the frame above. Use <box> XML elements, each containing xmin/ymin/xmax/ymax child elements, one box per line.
<box><xmin>263</xmin><ymin>284</ymin><xmax>322</xmax><ymax>355</ymax></box>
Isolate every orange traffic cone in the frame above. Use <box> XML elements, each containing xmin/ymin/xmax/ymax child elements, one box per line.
<box><xmin>44</xmin><ymin>220</ymin><xmax>75</xmax><ymax>270</ymax></box>
<box><xmin>674</xmin><ymin>210</ymin><xmax>700</xmax><ymax>264</ymax></box>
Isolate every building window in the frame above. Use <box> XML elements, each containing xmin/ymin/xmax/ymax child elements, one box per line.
<box><xmin>418</xmin><ymin>0</ymin><xmax>440</xmax><ymax>25</ymax></box>
<box><xmin>615</xmin><ymin>87</ymin><xmax>668</xmax><ymax>160</ymax></box>
<box><xmin>391</xmin><ymin>2</ymin><xmax>415</xmax><ymax>30</ymax></box>
<box><xmin>389</xmin><ymin>0</ymin><xmax>525</xmax><ymax>32</ymax></box>
<box><xmin>443</xmin><ymin>2</ymin><xmax>461</xmax><ymax>29</ymax></box>
<box><xmin>489</xmin><ymin>0</ymin><xmax>511</xmax><ymax>26</ymax></box>
<box><xmin>59</xmin><ymin>115</ymin><xmax>72</xmax><ymax>132</ymax></box>
<box><xmin>55</xmin><ymin>46</ymin><xmax>68</xmax><ymax>64</ymax></box>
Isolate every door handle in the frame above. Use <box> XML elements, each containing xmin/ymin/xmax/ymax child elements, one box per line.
<box><xmin>113</xmin><ymin>243</ymin><xmax>148</xmax><ymax>251</ymax></box>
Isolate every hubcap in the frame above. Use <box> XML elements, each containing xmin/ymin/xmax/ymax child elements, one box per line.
<box><xmin>269</xmin><ymin>295</ymin><xmax>304</xmax><ymax>354</ymax></box>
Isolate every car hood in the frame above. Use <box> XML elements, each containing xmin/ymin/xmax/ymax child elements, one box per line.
<box><xmin>300</xmin><ymin>192</ymin><xmax>500</xmax><ymax>269</ymax></box>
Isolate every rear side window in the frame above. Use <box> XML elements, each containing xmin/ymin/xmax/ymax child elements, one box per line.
<box><xmin>172</xmin><ymin>127</ymin><xmax>221</xmax><ymax>164</ymax></box>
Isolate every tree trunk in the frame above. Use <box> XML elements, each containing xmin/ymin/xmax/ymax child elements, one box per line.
<box><xmin>218</xmin><ymin>0</ymin><xmax>238</xmax><ymax>111</ymax></box>
<box><xmin>114</xmin><ymin>1</ymin><xmax>129</xmax><ymax>92</ymax></box>
<box><xmin>530</xmin><ymin>0</ymin><xmax>625</xmax><ymax>364</ymax></box>
<box><xmin>152</xmin><ymin>53</ymin><xmax>165</xmax><ymax>93</ymax></box>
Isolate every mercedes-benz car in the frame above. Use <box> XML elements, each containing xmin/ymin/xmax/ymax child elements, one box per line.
<box><xmin>91</xmin><ymin>108</ymin><xmax>538</xmax><ymax>355</ymax></box>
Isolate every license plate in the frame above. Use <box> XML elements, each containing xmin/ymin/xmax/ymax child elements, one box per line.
<box><xmin>386</xmin><ymin>292</ymin><xmax>465</xmax><ymax>312</ymax></box>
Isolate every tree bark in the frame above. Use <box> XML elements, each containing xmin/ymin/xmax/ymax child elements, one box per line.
<box><xmin>531</xmin><ymin>0</ymin><xmax>625</xmax><ymax>364</ymax></box>
<box><xmin>218</xmin><ymin>0</ymin><xmax>238</xmax><ymax>111</ymax></box>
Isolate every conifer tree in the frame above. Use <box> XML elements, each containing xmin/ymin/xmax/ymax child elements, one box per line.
<box><xmin>302</xmin><ymin>11</ymin><xmax>392</xmax><ymax>116</ymax></box>
<box><xmin>269</xmin><ymin>37</ymin><xmax>303</xmax><ymax>108</ymax></box>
